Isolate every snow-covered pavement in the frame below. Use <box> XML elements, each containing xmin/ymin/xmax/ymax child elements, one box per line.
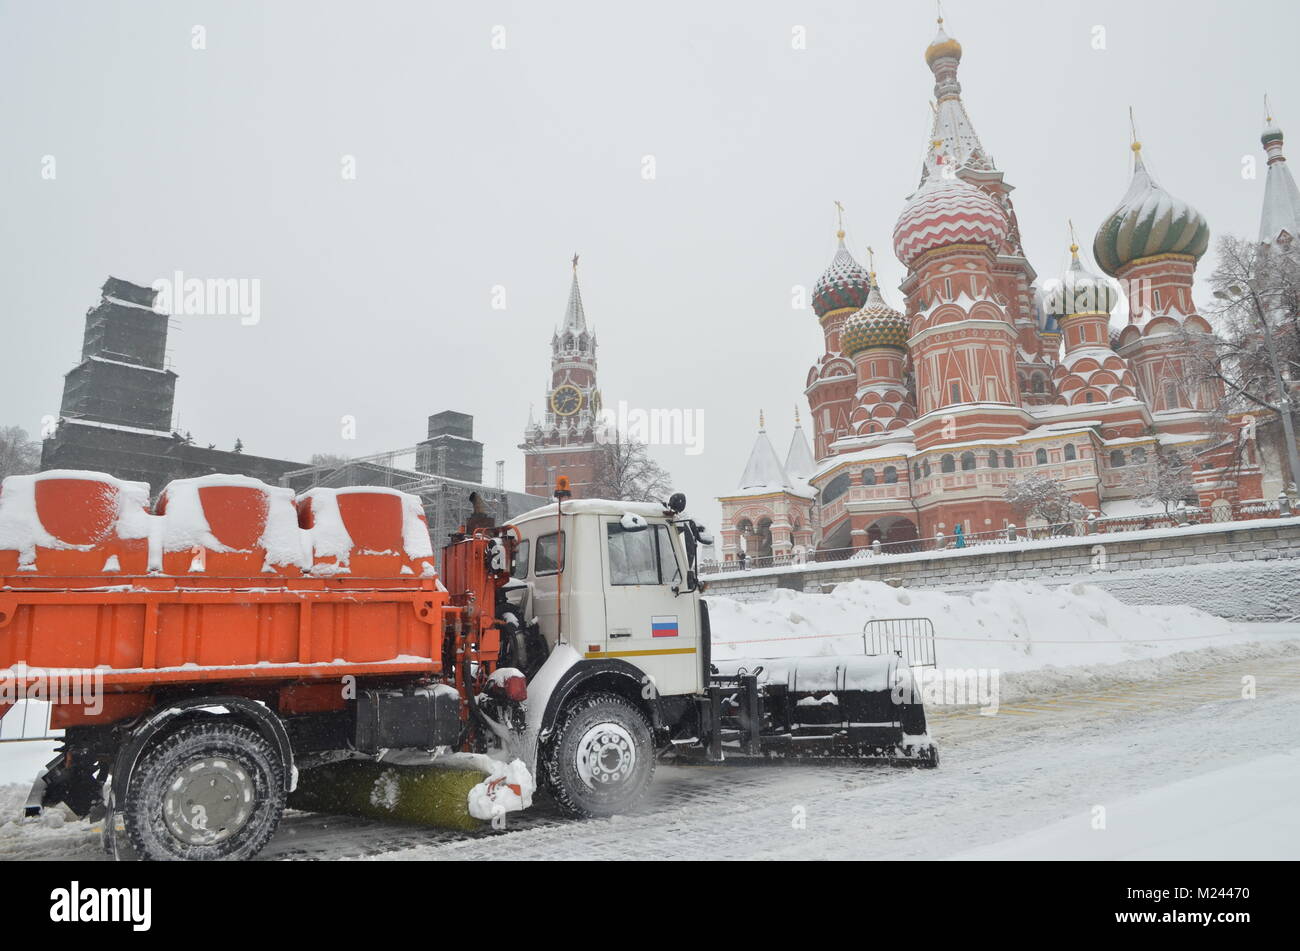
<box><xmin>4</xmin><ymin>637</ymin><xmax>1298</xmax><ymax>861</ymax></box>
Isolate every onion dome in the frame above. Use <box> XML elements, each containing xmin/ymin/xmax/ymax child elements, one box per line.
<box><xmin>812</xmin><ymin>233</ymin><xmax>872</xmax><ymax>318</ymax></box>
<box><xmin>1092</xmin><ymin>143</ymin><xmax>1209</xmax><ymax>276</ymax></box>
<box><xmin>893</xmin><ymin>164</ymin><xmax>1009</xmax><ymax>266</ymax></box>
<box><xmin>925</xmin><ymin>17</ymin><xmax>962</xmax><ymax>68</ymax></box>
<box><xmin>1045</xmin><ymin>243</ymin><xmax>1120</xmax><ymax>320</ymax></box>
<box><xmin>841</xmin><ymin>278</ymin><xmax>909</xmax><ymax>354</ymax></box>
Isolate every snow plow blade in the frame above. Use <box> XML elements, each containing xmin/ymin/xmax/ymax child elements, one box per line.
<box><xmin>705</xmin><ymin>655</ymin><xmax>937</xmax><ymax>765</ymax></box>
<box><xmin>288</xmin><ymin>756</ymin><xmax>533</xmax><ymax>832</ymax></box>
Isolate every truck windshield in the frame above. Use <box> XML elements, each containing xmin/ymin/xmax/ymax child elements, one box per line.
<box><xmin>607</xmin><ymin>523</ymin><xmax>681</xmax><ymax>586</ymax></box>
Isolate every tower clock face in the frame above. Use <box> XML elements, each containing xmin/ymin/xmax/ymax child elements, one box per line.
<box><xmin>550</xmin><ymin>384</ymin><xmax>583</xmax><ymax>417</ymax></box>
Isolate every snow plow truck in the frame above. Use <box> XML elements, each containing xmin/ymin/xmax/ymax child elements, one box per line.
<box><xmin>0</xmin><ymin>469</ymin><xmax>937</xmax><ymax>860</ymax></box>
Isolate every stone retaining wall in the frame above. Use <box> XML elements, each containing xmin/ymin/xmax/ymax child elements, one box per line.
<box><xmin>702</xmin><ymin>519</ymin><xmax>1300</xmax><ymax>621</ymax></box>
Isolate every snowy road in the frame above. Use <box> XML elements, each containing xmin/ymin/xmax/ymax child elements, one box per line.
<box><xmin>5</xmin><ymin>641</ymin><xmax>1297</xmax><ymax>861</ymax></box>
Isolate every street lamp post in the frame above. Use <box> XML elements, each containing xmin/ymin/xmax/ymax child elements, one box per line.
<box><xmin>1213</xmin><ymin>282</ymin><xmax>1300</xmax><ymax>500</ymax></box>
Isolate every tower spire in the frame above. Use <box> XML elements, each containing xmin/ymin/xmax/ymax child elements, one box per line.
<box><xmin>1259</xmin><ymin>99</ymin><xmax>1300</xmax><ymax>244</ymax></box>
<box><xmin>834</xmin><ymin>200</ymin><xmax>846</xmax><ymax>241</ymax></box>
<box><xmin>562</xmin><ymin>253</ymin><xmax>586</xmax><ymax>333</ymax></box>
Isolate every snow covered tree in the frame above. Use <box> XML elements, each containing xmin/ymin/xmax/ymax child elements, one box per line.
<box><xmin>589</xmin><ymin>433</ymin><xmax>672</xmax><ymax>503</ymax></box>
<box><xmin>1003</xmin><ymin>473</ymin><xmax>1088</xmax><ymax>533</ymax></box>
<box><xmin>0</xmin><ymin>426</ymin><xmax>41</xmax><ymax>481</ymax></box>
<box><xmin>1120</xmin><ymin>449</ymin><xmax>1198</xmax><ymax>516</ymax></box>
<box><xmin>233</xmin><ymin>438</ymin><xmax>244</xmax><ymax>454</ymax></box>
<box><xmin>1183</xmin><ymin>235</ymin><xmax>1300</xmax><ymax>490</ymax></box>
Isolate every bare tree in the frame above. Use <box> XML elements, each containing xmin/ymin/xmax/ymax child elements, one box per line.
<box><xmin>310</xmin><ymin>453</ymin><xmax>349</xmax><ymax>467</ymax></box>
<box><xmin>1120</xmin><ymin>450</ymin><xmax>1197</xmax><ymax>516</ymax></box>
<box><xmin>589</xmin><ymin>434</ymin><xmax>673</xmax><ymax>502</ymax></box>
<box><xmin>1003</xmin><ymin>473</ymin><xmax>1089</xmax><ymax>532</ymax></box>
<box><xmin>0</xmin><ymin>426</ymin><xmax>41</xmax><ymax>482</ymax></box>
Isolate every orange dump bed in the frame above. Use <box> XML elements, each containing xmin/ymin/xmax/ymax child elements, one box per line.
<box><xmin>0</xmin><ymin>471</ymin><xmax>452</xmax><ymax>727</ymax></box>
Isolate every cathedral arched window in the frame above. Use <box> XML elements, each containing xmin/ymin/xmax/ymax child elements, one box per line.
<box><xmin>1110</xmin><ymin>449</ymin><xmax>1126</xmax><ymax>468</ymax></box>
<box><xmin>1064</xmin><ymin>444</ymin><xmax>1077</xmax><ymax>461</ymax></box>
<box><xmin>1133</xmin><ymin>447</ymin><xmax>1148</xmax><ymax>465</ymax></box>
<box><xmin>940</xmin><ymin>454</ymin><xmax>955</xmax><ymax>474</ymax></box>
<box><xmin>1035</xmin><ymin>448</ymin><xmax>1048</xmax><ymax>465</ymax></box>
<box><xmin>960</xmin><ymin>452</ymin><xmax>976</xmax><ymax>471</ymax></box>
<box><xmin>883</xmin><ymin>466</ymin><xmax>899</xmax><ymax>484</ymax></box>
<box><xmin>988</xmin><ymin>451</ymin><xmax>999</xmax><ymax>468</ymax></box>
<box><xmin>822</xmin><ymin>473</ymin><xmax>851</xmax><ymax>505</ymax></box>
<box><xmin>1032</xmin><ymin>375</ymin><xmax>1046</xmax><ymax>394</ymax></box>
<box><xmin>1004</xmin><ymin>450</ymin><xmax>1014</xmax><ymax>469</ymax></box>
<box><xmin>923</xmin><ymin>460</ymin><xmax>932</xmax><ymax>477</ymax></box>
<box><xmin>862</xmin><ymin>468</ymin><xmax>876</xmax><ymax>486</ymax></box>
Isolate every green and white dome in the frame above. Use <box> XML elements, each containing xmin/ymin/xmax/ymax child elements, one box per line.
<box><xmin>1092</xmin><ymin>144</ymin><xmax>1209</xmax><ymax>276</ymax></box>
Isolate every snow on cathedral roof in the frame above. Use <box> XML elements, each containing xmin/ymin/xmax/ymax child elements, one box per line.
<box><xmin>1260</xmin><ymin>119</ymin><xmax>1300</xmax><ymax>245</ymax></box>
<box><xmin>724</xmin><ymin>420</ymin><xmax>816</xmax><ymax>500</ymax></box>
<box><xmin>784</xmin><ymin>419</ymin><xmax>815</xmax><ymax>481</ymax></box>
<box><xmin>737</xmin><ymin>427</ymin><xmax>791</xmax><ymax>492</ymax></box>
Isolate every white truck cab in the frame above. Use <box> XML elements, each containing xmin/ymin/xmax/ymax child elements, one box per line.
<box><xmin>493</xmin><ymin>493</ymin><xmax>935</xmax><ymax>819</ymax></box>
<box><xmin>506</xmin><ymin>499</ymin><xmax>703</xmax><ymax>698</ymax></box>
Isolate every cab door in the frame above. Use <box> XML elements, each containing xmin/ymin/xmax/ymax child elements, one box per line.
<box><xmin>598</xmin><ymin>517</ymin><xmax>700</xmax><ymax>696</ymax></box>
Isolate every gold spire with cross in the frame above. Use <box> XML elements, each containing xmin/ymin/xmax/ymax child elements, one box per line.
<box><xmin>794</xmin><ymin>405</ymin><xmax>801</xmax><ymax>426</ymax></box>
<box><xmin>833</xmin><ymin>200</ymin><xmax>846</xmax><ymax>240</ymax></box>
<box><xmin>1068</xmin><ymin>220</ymin><xmax>1080</xmax><ymax>258</ymax></box>
<box><xmin>1129</xmin><ymin>107</ymin><xmax>1142</xmax><ymax>153</ymax></box>
<box><xmin>1265</xmin><ymin>93</ymin><xmax>1273</xmax><ymax>125</ymax></box>
<box><xmin>759</xmin><ymin>409</ymin><xmax>766</xmax><ymax>431</ymax></box>
<box><xmin>866</xmin><ymin>245</ymin><xmax>877</xmax><ymax>279</ymax></box>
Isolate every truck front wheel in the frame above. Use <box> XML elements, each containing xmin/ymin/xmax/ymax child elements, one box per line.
<box><xmin>544</xmin><ymin>692</ymin><xmax>654</xmax><ymax>818</ymax></box>
<box><xmin>124</xmin><ymin>720</ymin><xmax>286</xmax><ymax>861</ymax></box>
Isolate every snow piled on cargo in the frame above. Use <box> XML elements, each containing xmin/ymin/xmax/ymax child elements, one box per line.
<box><xmin>298</xmin><ymin>486</ymin><xmax>433</xmax><ymax>567</ymax></box>
<box><xmin>159</xmin><ymin>474</ymin><xmax>306</xmax><ymax>568</ymax></box>
<box><xmin>0</xmin><ymin>470</ymin><xmax>151</xmax><ymax>566</ymax></box>
<box><xmin>706</xmin><ymin>579</ymin><xmax>1256</xmax><ymax>675</ymax></box>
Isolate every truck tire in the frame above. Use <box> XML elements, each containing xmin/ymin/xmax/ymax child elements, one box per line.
<box><xmin>123</xmin><ymin>720</ymin><xmax>286</xmax><ymax>861</ymax></box>
<box><xmin>544</xmin><ymin>691</ymin><xmax>655</xmax><ymax>818</ymax></box>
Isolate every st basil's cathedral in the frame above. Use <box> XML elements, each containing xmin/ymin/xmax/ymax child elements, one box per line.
<box><xmin>719</xmin><ymin>17</ymin><xmax>1300</xmax><ymax>563</ymax></box>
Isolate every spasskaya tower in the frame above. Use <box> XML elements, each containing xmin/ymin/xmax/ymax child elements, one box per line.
<box><xmin>520</xmin><ymin>255</ymin><xmax>604</xmax><ymax>498</ymax></box>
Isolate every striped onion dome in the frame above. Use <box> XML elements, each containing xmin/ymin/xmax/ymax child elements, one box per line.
<box><xmin>1092</xmin><ymin>145</ymin><xmax>1209</xmax><ymax>276</ymax></box>
<box><xmin>893</xmin><ymin>172</ymin><xmax>1009</xmax><ymax>267</ymax></box>
<box><xmin>842</xmin><ymin>279</ymin><xmax>909</xmax><ymax>354</ymax></box>
<box><xmin>925</xmin><ymin>18</ymin><xmax>962</xmax><ymax>68</ymax></box>
<box><xmin>1045</xmin><ymin>245</ymin><xmax>1120</xmax><ymax>320</ymax></box>
<box><xmin>812</xmin><ymin>235</ymin><xmax>872</xmax><ymax>318</ymax></box>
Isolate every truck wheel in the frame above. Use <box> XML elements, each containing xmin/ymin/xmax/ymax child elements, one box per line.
<box><xmin>544</xmin><ymin>692</ymin><xmax>654</xmax><ymax>818</ymax></box>
<box><xmin>124</xmin><ymin>720</ymin><xmax>286</xmax><ymax>861</ymax></box>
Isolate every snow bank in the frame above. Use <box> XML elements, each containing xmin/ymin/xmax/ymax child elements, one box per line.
<box><xmin>0</xmin><ymin>470</ymin><xmax>151</xmax><ymax>567</ymax></box>
<box><xmin>706</xmin><ymin>579</ymin><xmax>1248</xmax><ymax>674</ymax></box>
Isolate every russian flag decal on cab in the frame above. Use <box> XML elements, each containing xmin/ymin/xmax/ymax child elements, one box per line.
<box><xmin>651</xmin><ymin>615</ymin><xmax>679</xmax><ymax>638</ymax></box>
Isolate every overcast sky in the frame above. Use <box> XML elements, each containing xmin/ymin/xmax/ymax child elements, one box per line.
<box><xmin>2</xmin><ymin>0</ymin><xmax>1296</xmax><ymax>532</ymax></box>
